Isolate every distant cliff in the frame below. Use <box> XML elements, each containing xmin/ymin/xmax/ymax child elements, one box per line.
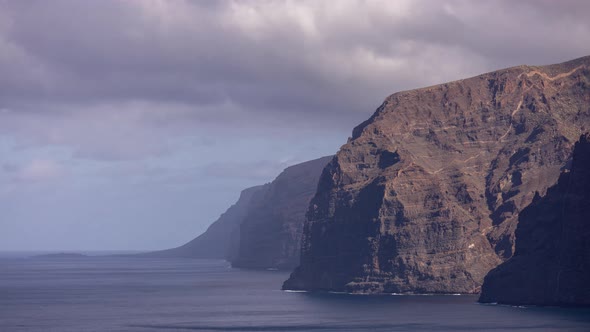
<box><xmin>142</xmin><ymin>156</ymin><xmax>331</xmax><ymax>270</ymax></box>
<box><xmin>284</xmin><ymin>56</ymin><xmax>590</xmax><ymax>294</ymax></box>
<box><xmin>479</xmin><ymin>134</ymin><xmax>590</xmax><ymax>306</ymax></box>
<box><xmin>139</xmin><ymin>184</ymin><xmax>268</xmax><ymax>259</ymax></box>
<box><xmin>232</xmin><ymin>156</ymin><xmax>332</xmax><ymax>269</ymax></box>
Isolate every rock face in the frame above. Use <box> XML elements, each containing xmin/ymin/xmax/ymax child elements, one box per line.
<box><xmin>142</xmin><ymin>156</ymin><xmax>331</xmax><ymax>270</ymax></box>
<box><xmin>232</xmin><ymin>156</ymin><xmax>333</xmax><ymax>269</ymax></box>
<box><xmin>479</xmin><ymin>134</ymin><xmax>590</xmax><ymax>306</ymax></box>
<box><xmin>138</xmin><ymin>184</ymin><xmax>268</xmax><ymax>259</ymax></box>
<box><xmin>284</xmin><ymin>56</ymin><xmax>590</xmax><ymax>294</ymax></box>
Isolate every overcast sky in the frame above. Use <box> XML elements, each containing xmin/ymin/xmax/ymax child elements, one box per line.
<box><xmin>1</xmin><ymin>0</ymin><xmax>590</xmax><ymax>251</ymax></box>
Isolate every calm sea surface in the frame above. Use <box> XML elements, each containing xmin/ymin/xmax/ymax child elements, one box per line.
<box><xmin>1</xmin><ymin>255</ymin><xmax>589</xmax><ymax>332</ymax></box>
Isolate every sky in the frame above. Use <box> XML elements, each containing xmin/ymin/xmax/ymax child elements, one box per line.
<box><xmin>1</xmin><ymin>0</ymin><xmax>590</xmax><ymax>251</ymax></box>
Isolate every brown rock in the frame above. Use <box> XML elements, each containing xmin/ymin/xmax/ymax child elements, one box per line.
<box><xmin>284</xmin><ymin>55</ymin><xmax>590</xmax><ymax>293</ymax></box>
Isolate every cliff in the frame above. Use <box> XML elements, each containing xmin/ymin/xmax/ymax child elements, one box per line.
<box><xmin>232</xmin><ymin>156</ymin><xmax>332</xmax><ymax>269</ymax></box>
<box><xmin>284</xmin><ymin>55</ymin><xmax>590</xmax><ymax>293</ymax></box>
<box><xmin>141</xmin><ymin>156</ymin><xmax>331</xmax><ymax>270</ymax></box>
<box><xmin>138</xmin><ymin>184</ymin><xmax>268</xmax><ymax>259</ymax></box>
<box><xmin>479</xmin><ymin>134</ymin><xmax>590</xmax><ymax>306</ymax></box>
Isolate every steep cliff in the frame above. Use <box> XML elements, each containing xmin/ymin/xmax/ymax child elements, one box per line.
<box><xmin>141</xmin><ymin>156</ymin><xmax>331</xmax><ymax>270</ymax></box>
<box><xmin>139</xmin><ymin>184</ymin><xmax>268</xmax><ymax>259</ymax></box>
<box><xmin>232</xmin><ymin>156</ymin><xmax>332</xmax><ymax>269</ymax></box>
<box><xmin>479</xmin><ymin>134</ymin><xmax>590</xmax><ymax>306</ymax></box>
<box><xmin>284</xmin><ymin>56</ymin><xmax>590</xmax><ymax>293</ymax></box>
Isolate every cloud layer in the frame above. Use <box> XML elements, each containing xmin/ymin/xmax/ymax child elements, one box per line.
<box><xmin>1</xmin><ymin>0</ymin><xmax>590</xmax><ymax>250</ymax></box>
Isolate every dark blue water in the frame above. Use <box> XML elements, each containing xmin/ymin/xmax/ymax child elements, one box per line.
<box><xmin>1</xmin><ymin>256</ymin><xmax>589</xmax><ymax>332</ymax></box>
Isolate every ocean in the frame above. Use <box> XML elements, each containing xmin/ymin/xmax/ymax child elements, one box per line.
<box><xmin>1</xmin><ymin>255</ymin><xmax>589</xmax><ymax>331</ymax></box>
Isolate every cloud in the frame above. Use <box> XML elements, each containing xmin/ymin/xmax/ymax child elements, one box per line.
<box><xmin>0</xmin><ymin>0</ymin><xmax>587</xmax><ymax>163</ymax></box>
<box><xmin>6</xmin><ymin>159</ymin><xmax>64</xmax><ymax>183</ymax></box>
<box><xmin>1</xmin><ymin>1</ymin><xmax>590</xmax><ymax>250</ymax></box>
<box><xmin>1</xmin><ymin>1</ymin><xmax>587</xmax><ymax>116</ymax></box>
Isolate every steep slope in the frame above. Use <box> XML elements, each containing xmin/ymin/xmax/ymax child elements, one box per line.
<box><xmin>284</xmin><ymin>56</ymin><xmax>590</xmax><ymax>293</ymax></box>
<box><xmin>479</xmin><ymin>134</ymin><xmax>590</xmax><ymax>306</ymax></box>
<box><xmin>232</xmin><ymin>156</ymin><xmax>332</xmax><ymax>269</ymax></box>
<box><xmin>139</xmin><ymin>184</ymin><xmax>268</xmax><ymax>259</ymax></box>
<box><xmin>140</xmin><ymin>156</ymin><xmax>331</xmax><ymax>269</ymax></box>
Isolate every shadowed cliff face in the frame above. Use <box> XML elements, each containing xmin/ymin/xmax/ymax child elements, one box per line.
<box><xmin>232</xmin><ymin>156</ymin><xmax>332</xmax><ymax>269</ymax></box>
<box><xmin>479</xmin><ymin>134</ymin><xmax>590</xmax><ymax>306</ymax></box>
<box><xmin>284</xmin><ymin>56</ymin><xmax>590</xmax><ymax>294</ymax></box>
<box><xmin>141</xmin><ymin>156</ymin><xmax>331</xmax><ymax>270</ymax></box>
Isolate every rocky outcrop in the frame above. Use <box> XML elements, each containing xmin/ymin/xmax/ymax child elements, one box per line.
<box><xmin>138</xmin><ymin>184</ymin><xmax>268</xmax><ymax>259</ymax></box>
<box><xmin>479</xmin><ymin>134</ymin><xmax>590</xmax><ymax>306</ymax></box>
<box><xmin>284</xmin><ymin>56</ymin><xmax>590</xmax><ymax>294</ymax></box>
<box><xmin>141</xmin><ymin>156</ymin><xmax>331</xmax><ymax>270</ymax></box>
<box><xmin>232</xmin><ymin>156</ymin><xmax>332</xmax><ymax>269</ymax></box>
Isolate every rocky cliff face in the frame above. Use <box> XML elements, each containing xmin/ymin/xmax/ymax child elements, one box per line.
<box><xmin>284</xmin><ymin>56</ymin><xmax>590</xmax><ymax>294</ymax></box>
<box><xmin>479</xmin><ymin>134</ymin><xmax>590</xmax><ymax>306</ymax></box>
<box><xmin>138</xmin><ymin>184</ymin><xmax>268</xmax><ymax>259</ymax></box>
<box><xmin>232</xmin><ymin>156</ymin><xmax>332</xmax><ymax>269</ymax></box>
<box><xmin>142</xmin><ymin>156</ymin><xmax>331</xmax><ymax>270</ymax></box>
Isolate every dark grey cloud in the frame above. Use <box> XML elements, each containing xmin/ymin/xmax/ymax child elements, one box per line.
<box><xmin>2</xmin><ymin>0</ymin><xmax>588</xmax><ymax>127</ymax></box>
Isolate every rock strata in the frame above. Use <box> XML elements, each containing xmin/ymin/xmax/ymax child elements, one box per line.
<box><xmin>479</xmin><ymin>134</ymin><xmax>590</xmax><ymax>306</ymax></box>
<box><xmin>284</xmin><ymin>56</ymin><xmax>590</xmax><ymax>293</ymax></box>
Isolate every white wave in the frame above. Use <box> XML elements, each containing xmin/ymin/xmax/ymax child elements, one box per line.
<box><xmin>283</xmin><ymin>289</ymin><xmax>308</xmax><ymax>293</ymax></box>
